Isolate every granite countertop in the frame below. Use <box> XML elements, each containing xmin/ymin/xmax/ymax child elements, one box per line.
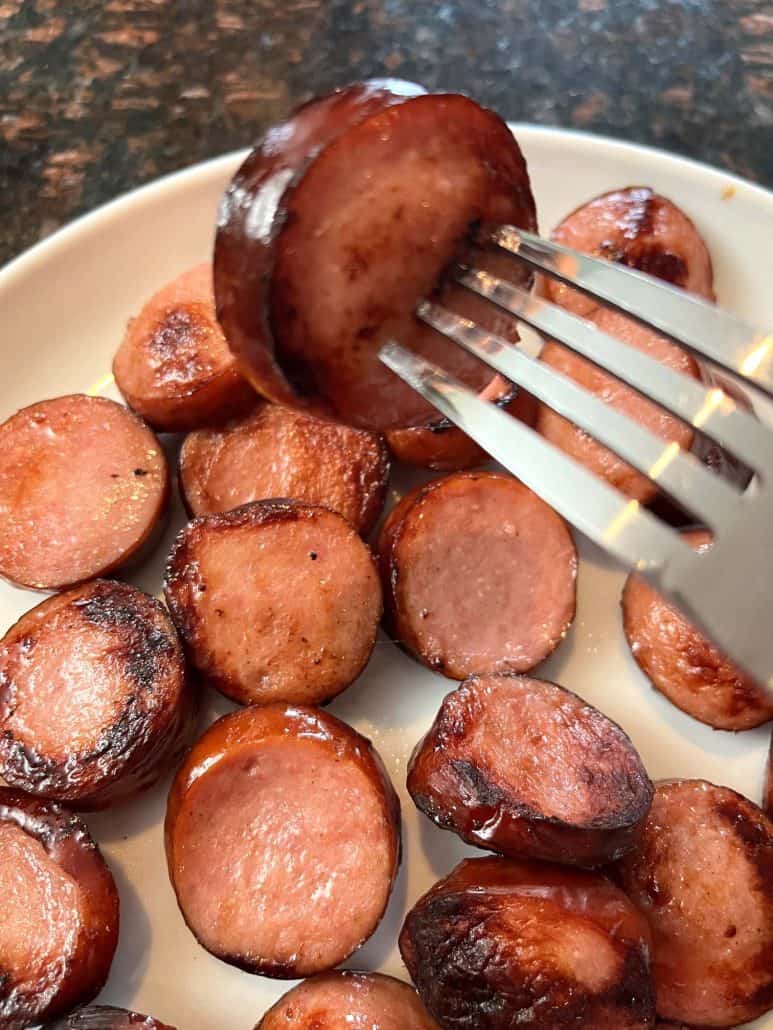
<box><xmin>1</xmin><ymin>0</ymin><xmax>771</xmax><ymax>265</ymax></box>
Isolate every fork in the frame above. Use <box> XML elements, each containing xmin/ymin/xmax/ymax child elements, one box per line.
<box><xmin>379</xmin><ymin>228</ymin><xmax>773</xmax><ymax>691</ymax></box>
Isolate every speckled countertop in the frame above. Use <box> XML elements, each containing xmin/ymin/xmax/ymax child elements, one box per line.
<box><xmin>1</xmin><ymin>0</ymin><xmax>771</xmax><ymax>265</ymax></box>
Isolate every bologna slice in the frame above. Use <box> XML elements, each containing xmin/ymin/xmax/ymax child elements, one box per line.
<box><xmin>214</xmin><ymin>80</ymin><xmax>537</xmax><ymax>436</ymax></box>
<box><xmin>113</xmin><ymin>263</ymin><xmax>254</xmax><ymax>432</ymax></box>
<box><xmin>0</xmin><ymin>394</ymin><xmax>169</xmax><ymax>590</ymax></box>
<box><xmin>165</xmin><ymin>704</ymin><xmax>400</xmax><ymax>977</ymax></box>
<box><xmin>49</xmin><ymin>1007</ymin><xmax>176</xmax><ymax>1029</ymax></box>
<box><xmin>0</xmin><ymin>579</ymin><xmax>194</xmax><ymax>809</ymax></box>
<box><xmin>376</xmin><ymin>471</ymin><xmax>576</xmax><ymax>679</ymax></box>
<box><xmin>622</xmin><ymin>530</ymin><xmax>773</xmax><ymax>730</ymax></box>
<box><xmin>408</xmin><ymin>674</ymin><xmax>653</xmax><ymax>867</ymax></box>
<box><xmin>400</xmin><ymin>856</ymin><xmax>655</xmax><ymax>1029</ymax></box>
<box><xmin>616</xmin><ymin>779</ymin><xmax>773</xmax><ymax>1027</ymax></box>
<box><xmin>0</xmin><ymin>788</ymin><xmax>119</xmax><ymax>1029</ymax></box>
<box><xmin>178</xmin><ymin>401</ymin><xmax>389</xmax><ymax>534</ymax></box>
<box><xmin>164</xmin><ymin>500</ymin><xmax>381</xmax><ymax>706</ymax></box>
<box><xmin>256</xmin><ymin>971</ymin><xmax>439</xmax><ymax>1029</ymax></box>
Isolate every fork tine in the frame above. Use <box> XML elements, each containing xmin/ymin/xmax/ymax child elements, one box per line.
<box><xmin>455</xmin><ymin>264</ymin><xmax>772</xmax><ymax>473</ymax></box>
<box><xmin>418</xmin><ymin>301</ymin><xmax>739</xmax><ymax>528</ymax></box>
<box><xmin>379</xmin><ymin>340</ymin><xmax>690</xmax><ymax>573</ymax></box>
<box><xmin>493</xmin><ymin>226</ymin><xmax>773</xmax><ymax>397</ymax></box>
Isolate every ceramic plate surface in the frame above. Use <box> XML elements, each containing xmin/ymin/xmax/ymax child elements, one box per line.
<box><xmin>1</xmin><ymin>125</ymin><xmax>772</xmax><ymax>1029</ymax></box>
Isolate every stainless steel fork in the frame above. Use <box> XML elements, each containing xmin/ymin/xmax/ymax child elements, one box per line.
<box><xmin>379</xmin><ymin>228</ymin><xmax>773</xmax><ymax>691</ymax></box>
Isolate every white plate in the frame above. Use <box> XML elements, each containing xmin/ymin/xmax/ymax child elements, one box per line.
<box><xmin>1</xmin><ymin>126</ymin><xmax>772</xmax><ymax>1029</ymax></box>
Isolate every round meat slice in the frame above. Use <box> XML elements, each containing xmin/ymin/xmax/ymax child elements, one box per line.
<box><xmin>408</xmin><ymin>674</ymin><xmax>653</xmax><ymax>867</ymax></box>
<box><xmin>49</xmin><ymin>1007</ymin><xmax>176</xmax><ymax>1029</ymax></box>
<box><xmin>0</xmin><ymin>579</ymin><xmax>194</xmax><ymax>809</ymax></box>
<box><xmin>400</xmin><ymin>856</ymin><xmax>655</xmax><ymax>1029</ymax></box>
<box><xmin>616</xmin><ymin>779</ymin><xmax>773</xmax><ymax>1027</ymax></box>
<box><xmin>215</xmin><ymin>80</ymin><xmax>537</xmax><ymax>432</ymax></box>
<box><xmin>0</xmin><ymin>788</ymin><xmax>119</xmax><ymax>1029</ymax></box>
<box><xmin>0</xmin><ymin>394</ymin><xmax>169</xmax><ymax>590</ymax></box>
<box><xmin>256</xmin><ymin>971</ymin><xmax>439</xmax><ymax>1028</ymax></box>
<box><xmin>165</xmin><ymin>704</ymin><xmax>401</xmax><ymax>977</ymax></box>
<box><xmin>546</xmin><ymin>186</ymin><xmax>715</xmax><ymax>317</ymax></box>
<box><xmin>765</xmin><ymin>735</ymin><xmax>773</xmax><ymax>816</ymax></box>
<box><xmin>113</xmin><ymin>263</ymin><xmax>255</xmax><ymax>432</ymax></box>
<box><xmin>622</xmin><ymin>530</ymin><xmax>773</xmax><ymax>730</ymax></box>
<box><xmin>164</xmin><ymin>500</ymin><xmax>381</xmax><ymax>706</ymax></box>
<box><xmin>376</xmin><ymin>471</ymin><xmax>576</xmax><ymax>679</ymax></box>
<box><xmin>178</xmin><ymin>401</ymin><xmax>390</xmax><ymax>534</ymax></box>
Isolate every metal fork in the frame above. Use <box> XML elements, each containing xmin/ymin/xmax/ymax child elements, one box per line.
<box><xmin>379</xmin><ymin>228</ymin><xmax>773</xmax><ymax>691</ymax></box>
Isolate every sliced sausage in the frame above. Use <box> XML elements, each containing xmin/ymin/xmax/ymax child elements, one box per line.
<box><xmin>256</xmin><ymin>971</ymin><xmax>439</xmax><ymax>1028</ymax></box>
<box><xmin>178</xmin><ymin>401</ymin><xmax>389</xmax><ymax>534</ymax></box>
<box><xmin>400</xmin><ymin>856</ymin><xmax>655</xmax><ymax>1029</ymax></box>
<box><xmin>622</xmin><ymin>530</ymin><xmax>773</xmax><ymax>730</ymax></box>
<box><xmin>408</xmin><ymin>674</ymin><xmax>653</xmax><ymax>867</ymax></box>
<box><xmin>113</xmin><ymin>263</ymin><xmax>255</xmax><ymax>432</ymax></box>
<box><xmin>215</xmin><ymin>80</ymin><xmax>537</xmax><ymax>432</ymax></box>
<box><xmin>164</xmin><ymin>500</ymin><xmax>381</xmax><ymax>706</ymax></box>
<box><xmin>0</xmin><ymin>579</ymin><xmax>194</xmax><ymax>809</ymax></box>
<box><xmin>765</xmin><ymin>735</ymin><xmax>773</xmax><ymax>816</ymax></box>
<box><xmin>376</xmin><ymin>471</ymin><xmax>576</xmax><ymax>679</ymax></box>
<box><xmin>0</xmin><ymin>788</ymin><xmax>119</xmax><ymax>1029</ymax></box>
<box><xmin>0</xmin><ymin>394</ymin><xmax>169</xmax><ymax>590</ymax></box>
<box><xmin>165</xmin><ymin>704</ymin><xmax>400</xmax><ymax>977</ymax></box>
<box><xmin>48</xmin><ymin>1006</ymin><xmax>176</xmax><ymax>1029</ymax></box>
<box><xmin>615</xmin><ymin>778</ymin><xmax>773</xmax><ymax>1027</ymax></box>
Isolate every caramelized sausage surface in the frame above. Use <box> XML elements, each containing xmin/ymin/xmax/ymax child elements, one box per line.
<box><xmin>376</xmin><ymin>472</ymin><xmax>576</xmax><ymax>679</ymax></box>
<box><xmin>113</xmin><ymin>263</ymin><xmax>254</xmax><ymax>432</ymax></box>
<box><xmin>166</xmin><ymin>704</ymin><xmax>400</xmax><ymax>977</ymax></box>
<box><xmin>616</xmin><ymin>779</ymin><xmax>773</xmax><ymax>1027</ymax></box>
<box><xmin>256</xmin><ymin>971</ymin><xmax>438</xmax><ymax>1028</ymax></box>
<box><xmin>400</xmin><ymin>856</ymin><xmax>655</xmax><ymax>1029</ymax></box>
<box><xmin>408</xmin><ymin>674</ymin><xmax>653</xmax><ymax>866</ymax></box>
<box><xmin>0</xmin><ymin>788</ymin><xmax>119</xmax><ymax>1029</ymax></box>
<box><xmin>164</xmin><ymin>500</ymin><xmax>382</xmax><ymax>706</ymax></box>
<box><xmin>622</xmin><ymin>531</ymin><xmax>773</xmax><ymax>730</ymax></box>
<box><xmin>0</xmin><ymin>394</ymin><xmax>169</xmax><ymax>590</ymax></box>
<box><xmin>49</xmin><ymin>1006</ymin><xmax>176</xmax><ymax>1029</ymax></box>
<box><xmin>765</xmin><ymin>735</ymin><xmax>773</xmax><ymax>816</ymax></box>
<box><xmin>179</xmin><ymin>401</ymin><xmax>389</xmax><ymax>534</ymax></box>
<box><xmin>0</xmin><ymin>579</ymin><xmax>194</xmax><ymax>809</ymax></box>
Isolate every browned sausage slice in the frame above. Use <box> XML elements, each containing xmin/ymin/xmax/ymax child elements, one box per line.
<box><xmin>622</xmin><ymin>531</ymin><xmax>773</xmax><ymax>730</ymax></box>
<box><xmin>113</xmin><ymin>263</ymin><xmax>255</xmax><ymax>432</ymax></box>
<box><xmin>376</xmin><ymin>472</ymin><xmax>576</xmax><ymax>679</ymax></box>
<box><xmin>615</xmin><ymin>779</ymin><xmax>773</xmax><ymax>1027</ymax></box>
<box><xmin>408</xmin><ymin>674</ymin><xmax>653</xmax><ymax>867</ymax></box>
<box><xmin>164</xmin><ymin>500</ymin><xmax>381</xmax><ymax>705</ymax></box>
<box><xmin>0</xmin><ymin>788</ymin><xmax>119</xmax><ymax>1029</ymax></box>
<box><xmin>765</xmin><ymin>735</ymin><xmax>773</xmax><ymax>817</ymax></box>
<box><xmin>215</xmin><ymin>81</ymin><xmax>537</xmax><ymax>432</ymax></box>
<box><xmin>178</xmin><ymin>401</ymin><xmax>390</xmax><ymax>534</ymax></box>
<box><xmin>400</xmin><ymin>856</ymin><xmax>655</xmax><ymax>1029</ymax></box>
<box><xmin>256</xmin><ymin>971</ymin><xmax>439</xmax><ymax>1028</ymax></box>
<box><xmin>165</xmin><ymin>704</ymin><xmax>400</xmax><ymax>977</ymax></box>
<box><xmin>0</xmin><ymin>394</ymin><xmax>169</xmax><ymax>590</ymax></box>
<box><xmin>49</xmin><ymin>1006</ymin><xmax>176</xmax><ymax>1029</ymax></box>
<box><xmin>0</xmin><ymin>580</ymin><xmax>194</xmax><ymax>809</ymax></box>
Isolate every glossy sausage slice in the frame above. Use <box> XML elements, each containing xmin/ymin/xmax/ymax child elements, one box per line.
<box><xmin>765</xmin><ymin>735</ymin><xmax>773</xmax><ymax>817</ymax></box>
<box><xmin>408</xmin><ymin>674</ymin><xmax>653</xmax><ymax>867</ymax></box>
<box><xmin>400</xmin><ymin>856</ymin><xmax>655</xmax><ymax>1029</ymax></box>
<box><xmin>376</xmin><ymin>472</ymin><xmax>576</xmax><ymax>679</ymax></box>
<box><xmin>164</xmin><ymin>500</ymin><xmax>381</xmax><ymax>706</ymax></box>
<box><xmin>215</xmin><ymin>80</ymin><xmax>537</xmax><ymax>432</ymax></box>
<box><xmin>616</xmin><ymin>779</ymin><xmax>773</xmax><ymax>1027</ymax></box>
<box><xmin>0</xmin><ymin>394</ymin><xmax>169</xmax><ymax>590</ymax></box>
<box><xmin>178</xmin><ymin>401</ymin><xmax>390</xmax><ymax>534</ymax></box>
<box><xmin>0</xmin><ymin>579</ymin><xmax>194</xmax><ymax>809</ymax></box>
<box><xmin>256</xmin><ymin>971</ymin><xmax>438</xmax><ymax>1028</ymax></box>
<box><xmin>622</xmin><ymin>531</ymin><xmax>773</xmax><ymax>730</ymax></box>
<box><xmin>166</xmin><ymin>704</ymin><xmax>400</xmax><ymax>977</ymax></box>
<box><xmin>113</xmin><ymin>263</ymin><xmax>255</xmax><ymax>432</ymax></box>
<box><xmin>0</xmin><ymin>788</ymin><xmax>119</xmax><ymax>1029</ymax></box>
<box><xmin>49</xmin><ymin>1006</ymin><xmax>176</xmax><ymax>1029</ymax></box>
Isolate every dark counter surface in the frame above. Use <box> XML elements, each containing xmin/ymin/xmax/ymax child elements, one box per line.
<box><xmin>1</xmin><ymin>0</ymin><xmax>771</xmax><ymax>265</ymax></box>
